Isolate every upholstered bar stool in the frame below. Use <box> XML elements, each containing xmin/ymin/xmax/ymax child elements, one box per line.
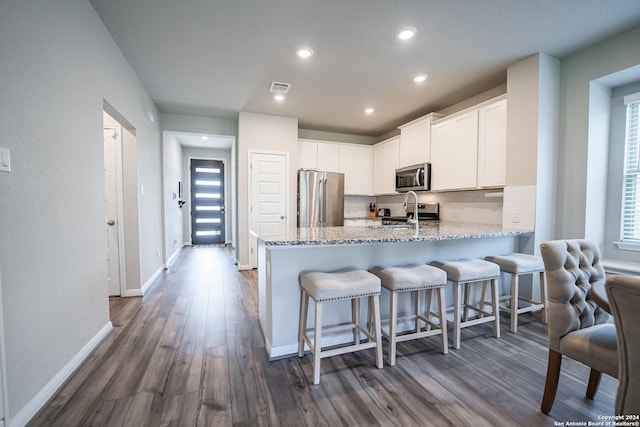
<box><xmin>298</xmin><ymin>269</ymin><xmax>383</xmax><ymax>385</ymax></box>
<box><xmin>485</xmin><ymin>253</ymin><xmax>547</xmax><ymax>333</ymax></box>
<box><xmin>370</xmin><ymin>264</ymin><xmax>448</xmax><ymax>366</ymax></box>
<box><xmin>430</xmin><ymin>259</ymin><xmax>501</xmax><ymax>349</ymax></box>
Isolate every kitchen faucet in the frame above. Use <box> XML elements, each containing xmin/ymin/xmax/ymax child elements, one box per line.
<box><xmin>403</xmin><ymin>190</ymin><xmax>419</xmax><ymax>230</ymax></box>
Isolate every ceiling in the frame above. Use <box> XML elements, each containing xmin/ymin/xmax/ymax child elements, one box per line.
<box><xmin>90</xmin><ymin>0</ymin><xmax>640</xmax><ymax>137</ymax></box>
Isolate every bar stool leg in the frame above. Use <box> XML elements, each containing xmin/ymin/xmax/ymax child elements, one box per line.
<box><xmin>388</xmin><ymin>291</ymin><xmax>398</xmax><ymax>366</ymax></box>
<box><xmin>425</xmin><ymin>289</ymin><xmax>433</xmax><ymax>331</ymax></box>
<box><xmin>352</xmin><ymin>297</ymin><xmax>360</xmax><ymax>344</ymax></box>
<box><xmin>453</xmin><ymin>281</ymin><xmax>462</xmax><ymax>350</ymax></box>
<box><xmin>510</xmin><ymin>273</ymin><xmax>519</xmax><ymax>333</ymax></box>
<box><xmin>540</xmin><ymin>271</ymin><xmax>548</xmax><ymax>324</ymax></box>
<box><xmin>415</xmin><ymin>289</ymin><xmax>423</xmax><ymax>333</ymax></box>
<box><xmin>479</xmin><ymin>280</ymin><xmax>489</xmax><ymax>318</ymax></box>
<box><xmin>491</xmin><ymin>278</ymin><xmax>501</xmax><ymax>338</ymax></box>
<box><xmin>437</xmin><ymin>287</ymin><xmax>449</xmax><ymax>354</ymax></box>
<box><xmin>463</xmin><ymin>282</ymin><xmax>471</xmax><ymax>321</ymax></box>
<box><xmin>371</xmin><ymin>294</ymin><xmax>383</xmax><ymax>369</ymax></box>
<box><xmin>312</xmin><ymin>301</ymin><xmax>323</xmax><ymax>385</ymax></box>
<box><xmin>298</xmin><ymin>290</ymin><xmax>309</xmax><ymax>357</ymax></box>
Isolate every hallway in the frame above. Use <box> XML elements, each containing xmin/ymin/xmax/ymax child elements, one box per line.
<box><xmin>30</xmin><ymin>246</ymin><xmax>616</xmax><ymax>426</ymax></box>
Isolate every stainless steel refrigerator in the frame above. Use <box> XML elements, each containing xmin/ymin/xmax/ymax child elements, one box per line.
<box><xmin>297</xmin><ymin>170</ymin><xmax>345</xmax><ymax>227</ymax></box>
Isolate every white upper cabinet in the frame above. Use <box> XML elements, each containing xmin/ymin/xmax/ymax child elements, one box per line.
<box><xmin>477</xmin><ymin>99</ymin><xmax>507</xmax><ymax>188</ymax></box>
<box><xmin>299</xmin><ymin>139</ymin><xmax>319</xmax><ymax>169</ymax></box>
<box><xmin>398</xmin><ymin>113</ymin><xmax>443</xmax><ymax>168</ymax></box>
<box><xmin>317</xmin><ymin>142</ymin><xmax>341</xmax><ymax>173</ymax></box>
<box><xmin>298</xmin><ymin>139</ymin><xmax>340</xmax><ymax>172</ymax></box>
<box><xmin>339</xmin><ymin>144</ymin><xmax>372</xmax><ymax>195</ymax></box>
<box><xmin>299</xmin><ymin>139</ymin><xmax>373</xmax><ymax>195</ymax></box>
<box><xmin>431</xmin><ymin>110</ymin><xmax>479</xmax><ymax>191</ymax></box>
<box><xmin>373</xmin><ymin>136</ymin><xmax>400</xmax><ymax>195</ymax></box>
<box><xmin>430</xmin><ymin>96</ymin><xmax>506</xmax><ymax>192</ymax></box>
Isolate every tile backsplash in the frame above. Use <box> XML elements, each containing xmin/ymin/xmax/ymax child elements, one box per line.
<box><xmin>348</xmin><ymin>189</ymin><xmax>505</xmax><ymax>225</ymax></box>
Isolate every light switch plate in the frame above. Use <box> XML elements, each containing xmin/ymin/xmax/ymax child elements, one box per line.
<box><xmin>0</xmin><ymin>147</ymin><xmax>11</xmax><ymax>173</ymax></box>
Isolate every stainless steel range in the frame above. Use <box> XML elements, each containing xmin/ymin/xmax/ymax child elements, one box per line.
<box><xmin>382</xmin><ymin>202</ymin><xmax>439</xmax><ymax>225</ymax></box>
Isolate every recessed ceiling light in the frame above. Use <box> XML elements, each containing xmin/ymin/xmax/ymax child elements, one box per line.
<box><xmin>296</xmin><ymin>47</ymin><xmax>314</xmax><ymax>58</ymax></box>
<box><xmin>365</xmin><ymin>107</ymin><xmax>375</xmax><ymax>114</ymax></box>
<box><xmin>396</xmin><ymin>27</ymin><xmax>417</xmax><ymax>41</ymax></box>
<box><xmin>201</xmin><ymin>136</ymin><xmax>209</xmax><ymax>140</ymax></box>
<box><xmin>274</xmin><ymin>94</ymin><xmax>285</xmax><ymax>101</ymax></box>
<box><xmin>413</xmin><ymin>74</ymin><xmax>428</xmax><ymax>83</ymax></box>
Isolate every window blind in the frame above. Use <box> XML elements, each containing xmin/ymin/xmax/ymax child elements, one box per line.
<box><xmin>622</xmin><ymin>99</ymin><xmax>640</xmax><ymax>241</ymax></box>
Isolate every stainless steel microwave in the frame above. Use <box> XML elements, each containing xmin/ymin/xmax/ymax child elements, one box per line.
<box><xmin>395</xmin><ymin>163</ymin><xmax>431</xmax><ymax>192</ymax></box>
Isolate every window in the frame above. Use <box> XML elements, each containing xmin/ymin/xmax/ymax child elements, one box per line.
<box><xmin>621</xmin><ymin>94</ymin><xmax>640</xmax><ymax>242</ymax></box>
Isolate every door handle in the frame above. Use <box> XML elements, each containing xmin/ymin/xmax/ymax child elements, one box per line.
<box><xmin>107</xmin><ymin>219</ymin><xmax>116</xmax><ymax>226</ymax></box>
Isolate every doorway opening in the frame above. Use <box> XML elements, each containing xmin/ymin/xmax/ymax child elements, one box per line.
<box><xmin>103</xmin><ymin>113</ymin><xmax>125</xmax><ymax>297</ymax></box>
<box><xmin>190</xmin><ymin>158</ymin><xmax>226</xmax><ymax>245</ymax></box>
<box><xmin>103</xmin><ymin>103</ymin><xmax>141</xmax><ymax>300</ymax></box>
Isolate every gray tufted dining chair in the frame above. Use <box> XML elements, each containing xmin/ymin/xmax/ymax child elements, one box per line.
<box><xmin>539</xmin><ymin>239</ymin><xmax>618</xmax><ymax>414</ymax></box>
<box><xmin>605</xmin><ymin>274</ymin><xmax>640</xmax><ymax>416</ymax></box>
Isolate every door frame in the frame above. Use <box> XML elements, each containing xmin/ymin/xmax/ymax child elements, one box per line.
<box><xmin>187</xmin><ymin>155</ymin><xmax>229</xmax><ymax>245</ymax></box>
<box><xmin>247</xmin><ymin>149</ymin><xmax>290</xmax><ymax>269</ymax></box>
<box><xmin>103</xmin><ymin>125</ymin><xmax>127</xmax><ymax>297</ymax></box>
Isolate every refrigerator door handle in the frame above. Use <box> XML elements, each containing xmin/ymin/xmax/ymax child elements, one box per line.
<box><xmin>318</xmin><ymin>178</ymin><xmax>324</xmax><ymax>226</ymax></box>
<box><xmin>322</xmin><ymin>178</ymin><xmax>328</xmax><ymax>226</ymax></box>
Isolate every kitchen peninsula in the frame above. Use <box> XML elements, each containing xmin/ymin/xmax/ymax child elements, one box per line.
<box><xmin>253</xmin><ymin>222</ymin><xmax>534</xmax><ymax>359</ymax></box>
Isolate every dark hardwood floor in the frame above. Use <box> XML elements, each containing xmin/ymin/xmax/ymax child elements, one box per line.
<box><xmin>29</xmin><ymin>246</ymin><xmax>618</xmax><ymax>426</ymax></box>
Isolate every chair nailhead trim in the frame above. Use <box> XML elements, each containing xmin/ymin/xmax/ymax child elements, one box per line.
<box><xmin>314</xmin><ymin>291</ymin><xmax>381</xmax><ymax>303</ymax></box>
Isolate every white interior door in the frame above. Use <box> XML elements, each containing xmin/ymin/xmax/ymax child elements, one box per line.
<box><xmin>103</xmin><ymin>127</ymin><xmax>124</xmax><ymax>297</ymax></box>
<box><xmin>249</xmin><ymin>152</ymin><xmax>287</xmax><ymax>268</ymax></box>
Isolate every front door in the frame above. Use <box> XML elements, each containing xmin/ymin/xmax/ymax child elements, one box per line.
<box><xmin>190</xmin><ymin>159</ymin><xmax>225</xmax><ymax>245</ymax></box>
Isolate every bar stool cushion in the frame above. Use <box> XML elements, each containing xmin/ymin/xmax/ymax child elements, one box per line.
<box><xmin>485</xmin><ymin>253</ymin><xmax>544</xmax><ymax>274</ymax></box>
<box><xmin>430</xmin><ymin>259</ymin><xmax>499</xmax><ymax>282</ymax></box>
<box><xmin>300</xmin><ymin>270</ymin><xmax>380</xmax><ymax>302</ymax></box>
<box><xmin>370</xmin><ymin>264</ymin><xmax>446</xmax><ymax>291</ymax></box>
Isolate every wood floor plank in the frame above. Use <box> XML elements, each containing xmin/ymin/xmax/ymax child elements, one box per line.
<box><xmin>28</xmin><ymin>246</ymin><xmax>618</xmax><ymax>427</ymax></box>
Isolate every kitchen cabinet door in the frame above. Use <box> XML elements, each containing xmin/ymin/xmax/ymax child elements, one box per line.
<box><xmin>299</xmin><ymin>140</ymin><xmax>318</xmax><ymax>169</ymax></box>
<box><xmin>430</xmin><ymin>120</ymin><xmax>454</xmax><ymax>191</ymax></box>
<box><xmin>317</xmin><ymin>142</ymin><xmax>341</xmax><ymax>173</ymax></box>
<box><xmin>430</xmin><ymin>110</ymin><xmax>478</xmax><ymax>191</ymax></box>
<box><xmin>339</xmin><ymin>144</ymin><xmax>372</xmax><ymax>195</ymax></box>
<box><xmin>373</xmin><ymin>136</ymin><xmax>399</xmax><ymax>195</ymax></box>
<box><xmin>477</xmin><ymin>99</ymin><xmax>506</xmax><ymax>188</ymax></box>
<box><xmin>398</xmin><ymin>113</ymin><xmax>442</xmax><ymax>168</ymax></box>
<box><xmin>452</xmin><ymin>110</ymin><xmax>479</xmax><ymax>189</ymax></box>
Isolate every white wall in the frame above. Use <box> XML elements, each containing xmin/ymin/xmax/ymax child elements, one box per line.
<box><xmin>237</xmin><ymin>112</ymin><xmax>298</xmax><ymax>269</ymax></box>
<box><xmin>163</xmin><ymin>133</ymin><xmax>184</xmax><ymax>262</ymax></box>
<box><xmin>0</xmin><ymin>0</ymin><xmax>163</xmax><ymax>420</ymax></box>
<box><xmin>557</xmin><ymin>27</ymin><xmax>640</xmax><ymax>242</ymax></box>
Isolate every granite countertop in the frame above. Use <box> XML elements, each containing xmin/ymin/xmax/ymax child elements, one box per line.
<box><xmin>253</xmin><ymin>221</ymin><xmax>533</xmax><ymax>246</ymax></box>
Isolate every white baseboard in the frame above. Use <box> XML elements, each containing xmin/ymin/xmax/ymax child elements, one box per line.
<box><xmin>238</xmin><ymin>264</ymin><xmax>252</xmax><ymax>271</ymax></box>
<box><xmin>140</xmin><ymin>265</ymin><xmax>164</xmax><ymax>295</ymax></box>
<box><xmin>10</xmin><ymin>321</ymin><xmax>113</xmax><ymax>427</ymax></box>
<box><xmin>123</xmin><ymin>288</ymin><xmax>143</xmax><ymax>297</ymax></box>
<box><xmin>166</xmin><ymin>246</ymin><xmax>183</xmax><ymax>267</ymax></box>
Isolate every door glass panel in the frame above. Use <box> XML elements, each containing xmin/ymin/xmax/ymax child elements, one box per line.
<box><xmin>191</xmin><ymin>159</ymin><xmax>225</xmax><ymax>245</ymax></box>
